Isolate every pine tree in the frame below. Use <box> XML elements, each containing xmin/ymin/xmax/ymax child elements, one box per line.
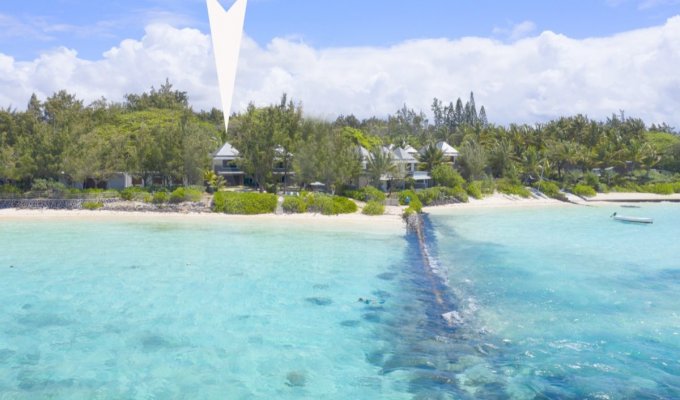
<box><xmin>479</xmin><ymin>106</ymin><xmax>488</xmax><ymax>127</ymax></box>
<box><xmin>466</xmin><ymin>92</ymin><xmax>478</xmax><ymax>125</ymax></box>
<box><xmin>454</xmin><ymin>98</ymin><xmax>464</xmax><ymax>127</ymax></box>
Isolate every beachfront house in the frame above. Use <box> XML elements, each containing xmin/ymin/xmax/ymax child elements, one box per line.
<box><xmin>420</xmin><ymin>141</ymin><xmax>460</xmax><ymax>164</ymax></box>
<box><xmin>212</xmin><ymin>142</ymin><xmax>245</xmax><ymax>186</ymax></box>
<box><xmin>212</xmin><ymin>142</ymin><xmax>295</xmax><ymax>187</ymax></box>
<box><xmin>355</xmin><ymin>145</ymin><xmax>433</xmax><ymax>190</ymax></box>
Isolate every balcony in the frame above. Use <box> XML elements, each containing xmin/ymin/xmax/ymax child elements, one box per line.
<box><xmin>215</xmin><ymin>166</ymin><xmax>244</xmax><ymax>175</ymax></box>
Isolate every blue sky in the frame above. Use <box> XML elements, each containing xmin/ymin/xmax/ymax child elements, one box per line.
<box><xmin>2</xmin><ymin>0</ymin><xmax>680</xmax><ymax>61</ymax></box>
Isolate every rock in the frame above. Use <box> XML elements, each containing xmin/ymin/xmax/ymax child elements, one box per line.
<box><xmin>305</xmin><ymin>297</ymin><xmax>333</xmax><ymax>306</ymax></box>
<box><xmin>441</xmin><ymin>311</ymin><xmax>464</xmax><ymax>327</ymax></box>
<box><xmin>285</xmin><ymin>371</ymin><xmax>307</xmax><ymax>387</ymax></box>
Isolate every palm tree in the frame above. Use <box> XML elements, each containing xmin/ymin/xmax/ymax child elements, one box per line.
<box><xmin>418</xmin><ymin>144</ymin><xmax>445</xmax><ymax>172</ymax></box>
<box><xmin>367</xmin><ymin>147</ymin><xmax>397</xmax><ymax>188</ymax></box>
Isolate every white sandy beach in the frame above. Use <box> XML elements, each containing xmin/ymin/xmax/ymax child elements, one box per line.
<box><xmin>1</xmin><ymin>191</ymin><xmax>677</xmax><ymax>229</ymax></box>
<box><xmin>587</xmin><ymin>192</ymin><xmax>680</xmax><ymax>202</ymax></box>
<box><xmin>0</xmin><ymin>207</ymin><xmax>407</xmax><ymax>234</ymax></box>
<box><xmin>423</xmin><ymin>193</ymin><xmax>567</xmax><ymax>212</ymax></box>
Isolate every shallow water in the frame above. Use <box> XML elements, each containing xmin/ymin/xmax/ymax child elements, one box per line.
<box><xmin>429</xmin><ymin>203</ymin><xmax>680</xmax><ymax>398</ymax></box>
<box><xmin>0</xmin><ymin>219</ymin><xmax>416</xmax><ymax>399</ymax></box>
<box><xmin>2</xmin><ymin>204</ymin><xmax>679</xmax><ymax>399</ymax></box>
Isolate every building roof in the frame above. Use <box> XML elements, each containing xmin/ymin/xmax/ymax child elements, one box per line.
<box><xmin>214</xmin><ymin>142</ymin><xmax>240</xmax><ymax>159</ymax></box>
<box><xmin>435</xmin><ymin>141</ymin><xmax>459</xmax><ymax>156</ymax></box>
<box><xmin>404</xmin><ymin>145</ymin><xmax>418</xmax><ymax>155</ymax></box>
<box><xmin>419</xmin><ymin>141</ymin><xmax>460</xmax><ymax>157</ymax></box>
<box><xmin>358</xmin><ymin>146</ymin><xmax>370</xmax><ymax>159</ymax></box>
<box><xmin>392</xmin><ymin>147</ymin><xmax>417</xmax><ymax>162</ymax></box>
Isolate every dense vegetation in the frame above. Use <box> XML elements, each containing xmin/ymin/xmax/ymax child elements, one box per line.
<box><xmin>2</xmin><ymin>82</ymin><xmax>679</xmax><ymax>203</ymax></box>
<box><xmin>212</xmin><ymin>192</ymin><xmax>278</xmax><ymax>214</ymax></box>
<box><xmin>0</xmin><ymin>80</ymin><xmax>224</xmax><ymax>189</ymax></box>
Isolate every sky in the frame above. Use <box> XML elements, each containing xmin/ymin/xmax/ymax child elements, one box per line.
<box><xmin>1</xmin><ymin>0</ymin><xmax>679</xmax><ymax>126</ymax></box>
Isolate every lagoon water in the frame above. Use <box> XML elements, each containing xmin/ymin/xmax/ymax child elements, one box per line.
<box><xmin>429</xmin><ymin>203</ymin><xmax>680</xmax><ymax>398</ymax></box>
<box><xmin>0</xmin><ymin>219</ymin><xmax>414</xmax><ymax>399</ymax></box>
<box><xmin>1</xmin><ymin>205</ymin><xmax>679</xmax><ymax>399</ymax></box>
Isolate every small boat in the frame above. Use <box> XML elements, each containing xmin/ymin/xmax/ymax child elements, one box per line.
<box><xmin>611</xmin><ymin>212</ymin><xmax>653</xmax><ymax>224</ymax></box>
<box><xmin>620</xmin><ymin>205</ymin><xmax>641</xmax><ymax>209</ymax></box>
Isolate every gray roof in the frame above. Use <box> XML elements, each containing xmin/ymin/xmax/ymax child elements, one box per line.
<box><xmin>404</xmin><ymin>145</ymin><xmax>418</xmax><ymax>155</ymax></box>
<box><xmin>435</xmin><ymin>141</ymin><xmax>459</xmax><ymax>156</ymax></box>
<box><xmin>214</xmin><ymin>142</ymin><xmax>240</xmax><ymax>159</ymax></box>
<box><xmin>419</xmin><ymin>141</ymin><xmax>459</xmax><ymax>157</ymax></box>
<box><xmin>358</xmin><ymin>146</ymin><xmax>370</xmax><ymax>160</ymax></box>
<box><xmin>392</xmin><ymin>147</ymin><xmax>417</xmax><ymax>162</ymax></box>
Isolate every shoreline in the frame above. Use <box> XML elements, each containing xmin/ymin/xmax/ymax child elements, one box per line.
<box><xmin>1</xmin><ymin>192</ymin><xmax>677</xmax><ymax>224</ymax></box>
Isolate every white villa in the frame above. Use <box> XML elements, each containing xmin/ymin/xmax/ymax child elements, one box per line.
<box><xmin>213</xmin><ymin>142</ymin><xmax>246</xmax><ymax>186</ymax></box>
<box><xmin>211</xmin><ymin>140</ymin><xmax>459</xmax><ymax>191</ymax></box>
<box><xmin>421</xmin><ymin>141</ymin><xmax>460</xmax><ymax>164</ymax></box>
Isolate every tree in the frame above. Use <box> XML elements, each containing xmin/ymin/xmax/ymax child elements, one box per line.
<box><xmin>488</xmin><ymin>137</ymin><xmax>517</xmax><ymax>178</ymax></box>
<box><xmin>125</xmin><ymin>79</ymin><xmax>189</xmax><ymax>111</ymax></box>
<box><xmin>233</xmin><ymin>104</ymin><xmax>277</xmax><ymax>191</ymax></box>
<box><xmin>418</xmin><ymin>144</ymin><xmax>445</xmax><ymax>172</ymax></box>
<box><xmin>274</xmin><ymin>94</ymin><xmax>302</xmax><ymax>191</ymax></box>
<box><xmin>479</xmin><ymin>106</ymin><xmax>488</xmax><ymax>127</ymax></box>
<box><xmin>459</xmin><ymin>139</ymin><xmax>487</xmax><ymax>180</ymax></box>
<box><xmin>366</xmin><ymin>147</ymin><xmax>397</xmax><ymax>187</ymax></box>
<box><xmin>431</xmin><ymin>164</ymin><xmax>465</xmax><ymax>188</ymax></box>
<box><xmin>294</xmin><ymin>120</ymin><xmax>361</xmax><ymax>192</ymax></box>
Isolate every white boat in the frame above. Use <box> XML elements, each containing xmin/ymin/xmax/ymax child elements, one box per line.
<box><xmin>611</xmin><ymin>212</ymin><xmax>653</xmax><ymax>224</ymax></box>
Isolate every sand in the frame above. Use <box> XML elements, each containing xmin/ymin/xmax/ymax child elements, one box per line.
<box><xmin>1</xmin><ymin>192</ymin><xmax>676</xmax><ymax>229</ymax></box>
<box><xmin>0</xmin><ymin>207</ymin><xmax>407</xmax><ymax>235</ymax></box>
<box><xmin>423</xmin><ymin>193</ymin><xmax>567</xmax><ymax>212</ymax></box>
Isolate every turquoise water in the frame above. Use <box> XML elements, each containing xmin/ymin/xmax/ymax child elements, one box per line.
<box><xmin>0</xmin><ymin>219</ymin><xmax>418</xmax><ymax>399</ymax></box>
<box><xmin>2</xmin><ymin>205</ymin><xmax>679</xmax><ymax>399</ymax></box>
<box><xmin>428</xmin><ymin>204</ymin><xmax>680</xmax><ymax>398</ymax></box>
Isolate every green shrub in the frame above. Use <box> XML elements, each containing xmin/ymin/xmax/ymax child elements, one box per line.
<box><xmin>497</xmin><ymin>180</ymin><xmax>531</xmax><ymax>198</ymax></box>
<box><xmin>31</xmin><ymin>179</ymin><xmax>67</xmax><ymax>192</ymax></box>
<box><xmin>142</xmin><ymin>193</ymin><xmax>153</xmax><ymax>203</ymax></box>
<box><xmin>642</xmin><ymin>183</ymin><xmax>675</xmax><ymax>195</ymax></box>
<box><xmin>534</xmin><ymin>181</ymin><xmax>559</xmax><ymax>196</ymax></box>
<box><xmin>418</xmin><ymin>186</ymin><xmax>468</xmax><ymax>204</ymax></box>
<box><xmin>466</xmin><ymin>181</ymin><xmax>483</xmax><ymax>200</ymax></box>
<box><xmin>121</xmin><ymin>187</ymin><xmax>142</xmax><ymax>201</ymax></box>
<box><xmin>398</xmin><ymin>190</ymin><xmax>422</xmax><ymax>213</ymax></box>
<box><xmin>610</xmin><ymin>182</ymin><xmax>642</xmax><ymax>193</ymax></box>
<box><xmin>447</xmin><ymin>186</ymin><xmax>469</xmax><ymax>203</ymax></box>
<box><xmin>583</xmin><ymin>172</ymin><xmax>600</xmax><ymax>189</ymax></box>
<box><xmin>344</xmin><ymin>185</ymin><xmax>386</xmax><ymax>202</ymax></box>
<box><xmin>431</xmin><ymin>164</ymin><xmax>465</xmax><ymax>188</ymax></box>
<box><xmin>0</xmin><ymin>184</ymin><xmax>22</xmax><ymax>197</ymax></box>
<box><xmin>481</xmin><ymin>178</ymin><xmax>496</xmax><ymax>195</ymax></box>
<box><xmin>169</xmin><ymin>187</ymin><xmax>203</xmax><ymax>203</ymax></box>
<box><xmin>418</xmin><ymin>187</ymin><xmax>441</xmax><ymax>205</ymax></box>
<box><xmin>82</xmin><ymin>201</ymin><xmax>104</xmax><ymax>210</ymax></box>
<box><xmin>362</xmin><ymin>201</ymin><xmax>385</xmax><ymax>216</ymax></box>
<box><xmin>534</xmin><ymin>180</ymin><xmax>567</xmax><ymax>201</ymax></box>
<box><xmin>398</xmin><ymin>190</ymin><xmax>418</xmax><ymax>206</ymax></box>
<box><xmin>307</xmin><ymin>195</ymin><xmax>357</xmax><ymax>215</ymax></box>
<box><xmin>674</xmin><ymin>182</ymin><xmax>680</xmax><ymax>193</ymax></box>
<box><xmin>572</xmin><ymin>184</ymin><xmax>597</xmax><ymax>197</ymax></box>
<box><xmin>152</xmin><ymin>191</ymin><xmax>170</xmax><ymax>204</ymax></box>
<box><xmin>361</xmin><ymin>186</ymin><xmax>386</xmax><ymax>202</ymax></box>
<box><xmin>213</xmin><ymin>192</ymin><xmax>278</xmax><ymax>214</ymax></box>
<box><xmin>282</xmin><ymin>196</ymin><xmax>307</xmax><ymax>213</ymax></box>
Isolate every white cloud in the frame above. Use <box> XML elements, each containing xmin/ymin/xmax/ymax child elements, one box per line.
<box><xmin>1</xmin><ymin>17</ymin><xmax>680</xmax><ymax>128</ymax></box>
